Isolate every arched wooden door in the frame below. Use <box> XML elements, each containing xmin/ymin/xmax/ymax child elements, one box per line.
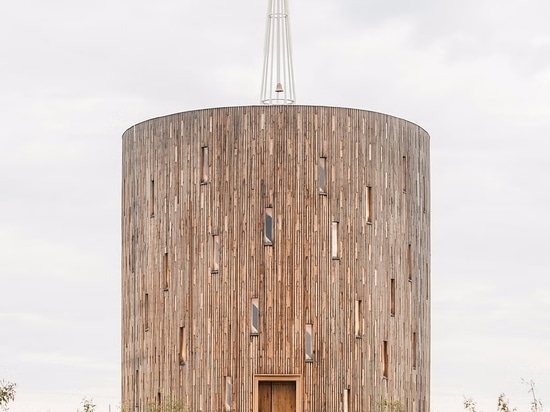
<box><xmin>258</xmin><ymin>381</ymin><xmax>297</xmax><ymax>412</ymax></box>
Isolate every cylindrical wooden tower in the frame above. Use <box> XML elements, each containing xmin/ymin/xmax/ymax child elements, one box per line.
<box><xmin>121</xmin><ymin>105</ymin><xmax>430</xmax><ymax>412</ymax></box>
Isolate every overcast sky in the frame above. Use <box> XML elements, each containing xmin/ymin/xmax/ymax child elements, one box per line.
<box><xmin>1</xmin><ymin>0</ymin><xmax>549</xmax><ymax>411</ymax></box>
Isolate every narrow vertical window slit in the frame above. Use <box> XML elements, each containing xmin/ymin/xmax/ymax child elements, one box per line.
<box><xmin>179</xmin><ymin>326</ymin><xmax>186</xmax><ymax>365</ymax></box>
<box><xmin>390</xmin><ymin>279</ymin><xmax>396</xmax><ymax>317</ymax></box>
<box><xmin>212</xmin><ymin>235</ymin><xmax>220</xmax><ymax>273</ymax></box>
<box><xmin>412</xmin><ymin>332</ymin><xmax>417</xmax><ymax>370</ymax></box>
<box><xmin>305</xmin><ymin>323</ymin><xmax>313</xmax><ymax>362</ymax></box>
<box><xmin>383</xmin><ymin>340</ymin><xmax>389</xmax><ymax>378</ymax></box>
<box><xmin>251</xmin><ymin>298</ymin><xmax>259</xmax><ymax>336</ymax></box>
<box><xmin>408</xmin><ymin>244</ymin><xmax>412</xmax><ymax>282</ymax></box>
<box><xmin>264</xmin><ymin>207</ymin><xmax>273</xmax><ymax>245</ymax></box>
<box><xmin>366</xmin><ymin>186</ymin><xmax>372</xmax><ymax>224</ymax></box>
<box><xmin>331</xmin><ymin>221</ymin><xmax>339</xmax><ymax>260</ymax></box>
<box><xmin>135</xmin><ymin>369</ymin><xmax>140</xmax><ymax>408</ymax></box>
<box><xmin>355</xmin><ymin>300</ymin><xmax>362</xmax><ymax>338</ymax></box>
<box><xmin>423</xmin><ymin>175</ymin><xmax>427</xmax><ymax>214</ymax></box>
<box><xmin>343</xmin><ymin>388</ymin><xmax>350</xmax><ymax>412</ymax></box>
<box><xmin>225</xmin><ymin>376</ymin><xmax>232</xmax><ymax>412</ymax></box>
<box><xmin>150</xmin><ymin>179</ymin><xmax>155</xmax><ymax>217</ymax></box>
<box><xmin>144</xmin><ymin>293</ymin><xmax>149</xmax><ymax>332</ymax></box>
<box><xmin>163</xmin><ymin>252</ymin><xmax>169</xmax><ymax>290</ymax></box>
<box><xmin>426</xmin><ymin>262</ymin><xmax>429</xmax><ymax>300</ymax></box>
<box><xmin>200</xmin><ymin>146</ymin><xmax>209</xmax><ymax>184</ymax></box>
<box><xmin>402</xmin><ymin>155</ymin><xmax>407</xmax><ymax>193</ymax></box>
<box><xmin>319</xmin><ymin>157</ymin><xmax>327</xmax><ymax>195</ymax></box>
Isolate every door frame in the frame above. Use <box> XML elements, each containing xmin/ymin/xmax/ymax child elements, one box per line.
<box><xmin>253</xmin><ymin>374</ymin><xmax>303</xmax><ymax>412</ymax></box>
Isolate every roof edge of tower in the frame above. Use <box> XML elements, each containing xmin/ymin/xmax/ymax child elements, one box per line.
<box><xmin>121</xmin><ymin>105</ymin><xmax>430</xmax><ymax>138</ymax></box>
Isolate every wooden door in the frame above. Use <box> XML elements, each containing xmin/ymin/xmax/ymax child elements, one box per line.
<box><xmin>258</xmin><ymin>381</ymin><xmax>296</xmax><ymax>412</ymax></box>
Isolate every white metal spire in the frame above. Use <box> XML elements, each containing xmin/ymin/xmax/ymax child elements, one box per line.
<box><xmin>261</xmin><ymin>0</ymin><xmax>296</xmax><ymax>105</ymax></box>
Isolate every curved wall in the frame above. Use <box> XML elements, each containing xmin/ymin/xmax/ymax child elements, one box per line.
<box><xmin>121</xmin><ymin>105</ymin><xmax>430</xmax><ymax>412</ymax></box>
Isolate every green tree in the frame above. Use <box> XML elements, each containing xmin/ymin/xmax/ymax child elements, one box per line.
<box><xmin>78</xmin><ymin>397</ymin><xmax>96</xmax><ymax>412</ymax></box>
<box><xmin>464</xmin><ymin>397</ymin><xmax>478</xmax><ymax>412</ymax></box>
<box><xmin>464</xmin><ymin>380</ymin><xmax>543</xmax><ymax>412</ymax></box>
<box><xmin>0</xmin><ymin>381</ymin><xmax>16</xmax><ymax>411</ymax></box>
<box><xmin>523</xmin><ymin>379</ymin><xmax>543</xmax><ymax>412</ymax></box>
<box><xmin>497</xmin><ymin>394</ymin><xmax>517</xmax><ymax>412</ymax></box>
<box><xmin>378</xmin><ymin>398</ymin><xmax>404</xmax><ymax>412</ymax></box>
<box><xmin>147</xmin><ymin>399</ymin><xmax>187</xmax><ymax>412</ymax></box>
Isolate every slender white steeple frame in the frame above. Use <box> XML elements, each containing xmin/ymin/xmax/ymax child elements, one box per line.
<box><xmin>261</xmin><ymin>0</ymin><xmax>296</xmax><ymax>105</ymax></box>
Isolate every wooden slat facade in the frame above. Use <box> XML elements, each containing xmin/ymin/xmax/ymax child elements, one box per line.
<box><xmin>121</xmin><ymin>105</ymin><xmax>430</xmax><ymax>412</ymax></box>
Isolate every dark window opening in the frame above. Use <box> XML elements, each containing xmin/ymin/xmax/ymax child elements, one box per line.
<box><xmin>144</xmin><ymin>293</ymin><xmax>149</xmax><ymax>332</ymax></box>
<box><xmin>331</xmin><ymin>221</ymin><xmax>339</xmax><ymax>259</ymax></box>
<box><xmin>408</xmin><ymin>244</ymin><xmax>413</xmax><ymax>282</ymax></box>
<box><xmin>366</xmin><ymin>186</ymin><xmax>372</xmax><ymax>224</ymax></box>
<box><xmin>150</xmin><ymin>179</ymin><xmax>155</xmax><ymax>217</ymax></box>
<box><xmin>355</xmin><ymin>300</ymin><xmax>362</xmax><ymax>338</ymax></box>
<box><xmin>305</xmin><ymin>324</ymin><xmax>313</xmax><ymax>362</ymax></box>
<box><xmin>212</xmin><ymin>235</ymin><xmax>220</xmax><ymax>273</ymax></box>
<box><xmin>390</xmin><ymin>279</ymin><xmax>396</xmax><ymax>317</ymax></box>
<box><xmin>319</xmin><ymin>157</ymin><xmax>327</xmax><ymax>195</ymax></box>
<box><xmin>402</xmin><ymin>156</ymin><xmax>407</xmax><ymax>193</ymax></box>
<box><xmin>200</xmin><ymin>146</ymin><xmax>209</xmax><ymax>184</ymax></box>
<box><xmin>251</xmin><ymin>298</ymin><xmax>259</xmax><ymax>335</ymax></box>
<box><xmin>383</xmin><ymin>340</ymin><xmax>389</xmax><ymax>378</ymax></box>
<box><xmin>225</xmin><ymin>376</ymin><xmax>232</xmax><ymax>411</ymax></box>
<box><xmin>264</xmin><ymin>207</ymin><xmax>273</xmax><ymax>245</ymax></box>
<box><xmin>163</xmin><ymin>252</ymin><xmax>169</xmax><ymax>290</ymax></box>
<box><xmin>179</xmin><ymin>326</ymin><xmax>186</xmax><ymax>365</ymax></box>
<box><xmin>135</xmin><ymin>369</ymin><xmax>139</xmax><ymax>408</ymax></box>
<box><xmin>343</xmin><ymin>389</ymin><xmax>350</xmax><ymax>412</ymax></box>
<box><xmin>412</xmin><ymin>332</ymin><xmax>417</xmax><ymax>370</ymax></box>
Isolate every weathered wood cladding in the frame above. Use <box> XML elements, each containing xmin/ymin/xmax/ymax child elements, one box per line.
<box><xmin>121</xmin><ymin>105</ymin><xmax>430</xmax><ymax>412</ymax></box>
